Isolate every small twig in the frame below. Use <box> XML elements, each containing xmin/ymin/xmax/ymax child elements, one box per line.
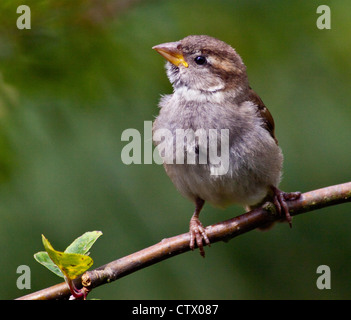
<box><xmin>16</xmin><ymin>182</ymin><xmax>351</xmax><ymax>300</ymax></box>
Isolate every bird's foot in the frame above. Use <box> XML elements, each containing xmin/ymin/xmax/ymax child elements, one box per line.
<box><xmin>189</xmin><ymin>215</ymin><xmax>210</xmax><ymax>258</ymax></box>
<box><xmin>271</xmin><ymin>186</ymin><xmax>301</xmax><ymax>227</ymax></box>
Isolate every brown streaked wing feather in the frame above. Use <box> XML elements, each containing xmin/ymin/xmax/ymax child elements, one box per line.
<box><xmin>248</xmin><ymin>87</ymin><xmax>278</xmax><ymax>144</ymax></box>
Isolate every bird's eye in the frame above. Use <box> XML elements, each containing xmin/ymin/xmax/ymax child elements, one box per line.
<box><xmin>194</xmin><ymin>56</ymin><xmax>207</xmax><ymax>65</ymax></box>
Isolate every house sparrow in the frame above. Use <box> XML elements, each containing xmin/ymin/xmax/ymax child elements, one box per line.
<box><xmin>152</xmin><ymin>35</ymin><xmax>300</xmax><ymax>257</ymax></box>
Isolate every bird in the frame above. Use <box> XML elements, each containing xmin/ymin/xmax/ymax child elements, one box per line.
<box><xmin>152</xmin><ymin>35</ymin><xmax>300</xmax><ymax>257</ymax></box>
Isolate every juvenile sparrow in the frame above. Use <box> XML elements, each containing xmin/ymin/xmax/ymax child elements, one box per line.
<box><xmin>152</xmin><ymin>35</ymin><xmax>300</xmax><ymax>257</ymax></box>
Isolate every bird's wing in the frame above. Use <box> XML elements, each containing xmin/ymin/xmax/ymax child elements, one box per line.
<box><xmin>248</xmin><ymin>87</ymin><xmax>278</xmax><ymax>144</ymax></box>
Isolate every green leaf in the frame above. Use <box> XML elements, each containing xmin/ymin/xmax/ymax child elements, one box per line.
<box><xmin>64</xmin><ymin>231</ymin><xmax>103</xmax><ymax>255</ymax></box>
<box><xmin>41</xmin><ymin>235</ymin><xmax>94</xmax><ymax>280</ymax></box>
<box><xmin>34</xmin><ymin>251</ymin><xmax>64</xmax><ymax>278</ymax></box>
<box><xmin>34</xmin><ymin>232</ymin><xmax>102</xmax><ymax>279</ymax></box>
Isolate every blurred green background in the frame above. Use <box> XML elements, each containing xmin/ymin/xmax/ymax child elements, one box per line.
<box><xmin>1</xmin><ymin>0</ymin><xmax>350</xmax><ymax>300</ymax></box>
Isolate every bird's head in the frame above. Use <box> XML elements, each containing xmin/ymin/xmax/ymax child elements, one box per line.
<box><xmin>153</xmin><ymin>35</ymin><xmax>248</xmax><ymax>94</ymax></box>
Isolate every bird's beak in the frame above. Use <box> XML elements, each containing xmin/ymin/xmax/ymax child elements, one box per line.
<box><xmin>152</xmin><ymin>41</ymin><xmax>189</xmax><ymax>68</ymax></box>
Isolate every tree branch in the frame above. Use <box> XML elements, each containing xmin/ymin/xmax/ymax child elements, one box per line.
<box><xmin>16</xmin><ymin>182</ymin><xmax>351</xmax><ymax>300</ymax></box>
